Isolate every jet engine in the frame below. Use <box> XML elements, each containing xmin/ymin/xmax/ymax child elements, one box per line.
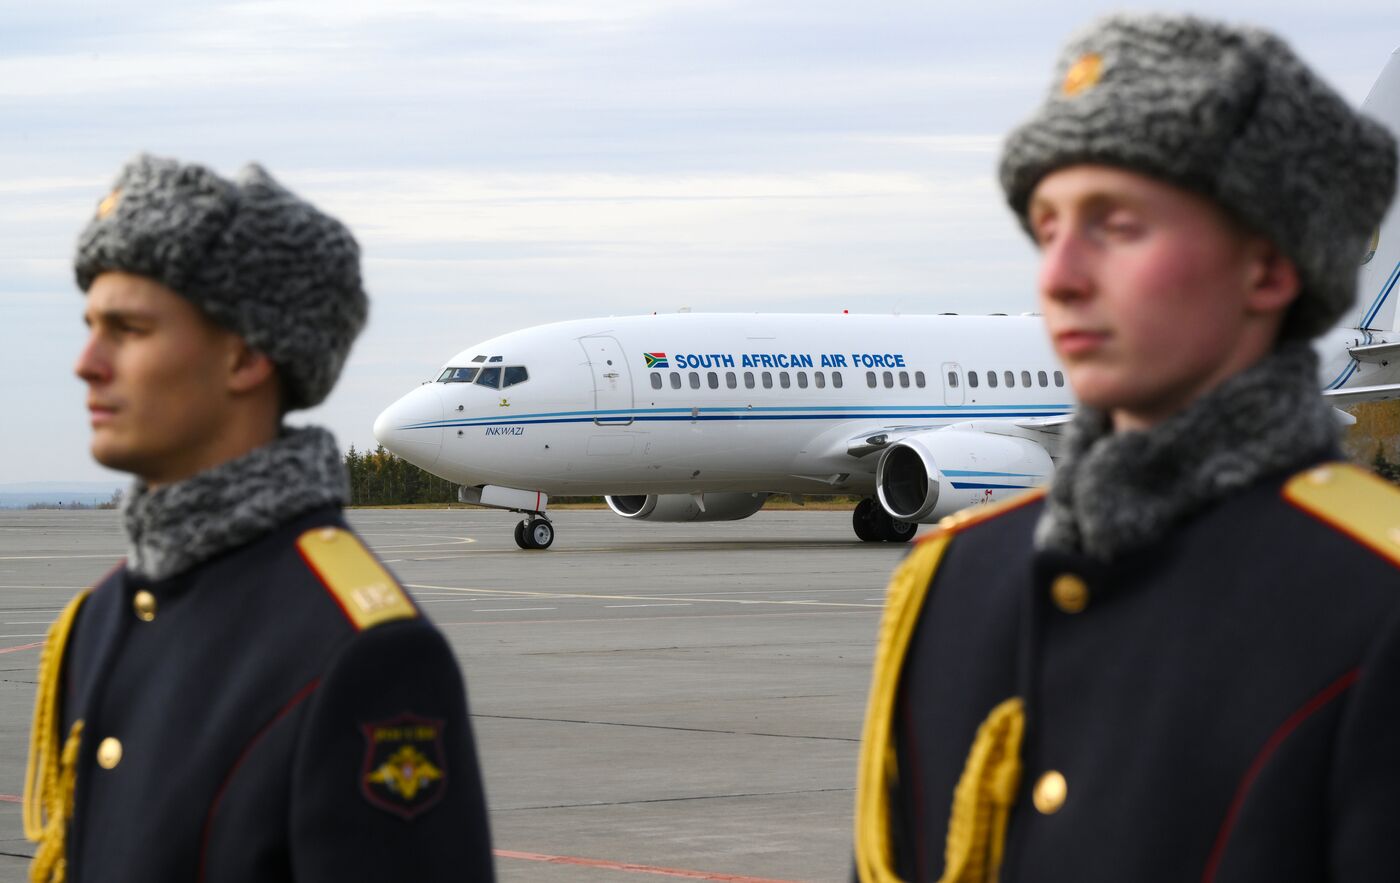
<box><xmin>875</xmin><ymin>431</ymin><xmax>1052</xmax><ymax>523</ymax></box>
<box><xmin>605</xmin><ymin>492</ymin><xmax>770</xmax><ymax>522</ymax></box>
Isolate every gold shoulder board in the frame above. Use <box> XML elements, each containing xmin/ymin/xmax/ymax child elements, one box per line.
<box><xmin>1284</xmin><ymin>462</ymin><xmax>1400</xmax><ymax>568</ymax></box>
<box><xmin>297</xmin><ymin>528</ymin><xmax>418</xmax><ymax>630</ymax></box>
<box><xmin>934</xmin><ymin>487</ymin><xmax>1048</xmax><ymax>536</ymax></box>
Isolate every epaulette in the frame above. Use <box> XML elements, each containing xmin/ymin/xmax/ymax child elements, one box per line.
<box><xmin>1284</xmin><ymin>462</ymin><xmax>1400</xmax><ymax>569</ymax></box>
<box><xmin>296</xmin><ymin>527</ymin><xmax>419</xmax><ymax>630</ymax></box>
<box><xmin>923</xmin><ymin>487</ymin><xmax>1048</xmax><ymax>541</ymax></box>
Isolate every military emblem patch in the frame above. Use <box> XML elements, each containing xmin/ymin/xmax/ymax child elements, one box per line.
<box><xmin>1062</xmin><ymin>52</ymin><xmax>1103</xmax><ymax>96</ymax></box>
<box><xmin>361</xmin><ymin>714</ymin><xmax>448</xmax><ymax>819</ymax></box>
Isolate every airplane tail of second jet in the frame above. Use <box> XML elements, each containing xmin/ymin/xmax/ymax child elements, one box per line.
<box><xmin>1351</xmin><ymin>48</ymin><xmax>1400</xmax><ymax>333</ymax></box>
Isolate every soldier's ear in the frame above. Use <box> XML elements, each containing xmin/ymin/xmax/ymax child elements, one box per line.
<box><xmin>226</xmin><ymin>337</ymin><xmax>277</xmax><ymax>396</ymax></box>
<box><xmin>1242</xmin><ymin>237</ymin><xmax>1301</xmax><ymax>317</ymax></box>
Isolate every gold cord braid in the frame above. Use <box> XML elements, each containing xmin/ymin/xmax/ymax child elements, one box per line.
<box><xmin>853</xmin><ymin>535</ymin><xmax>1027</xmax><ymax>883</ymax></box>
<box><xmin>23</xmin><ymin>590</ymin><xmax>90</xmax><ymax>883</ymax></box>
<box><xmin>854</xmin><ymin>535</ymin><xmax>949</xmax><ymax>883</ymax></box>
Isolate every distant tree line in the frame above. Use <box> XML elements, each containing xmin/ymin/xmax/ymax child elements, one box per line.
<box><xmin>344</xmin><ymin>445</ymin><xmax>460</xmax><ymax>506</ymax></box>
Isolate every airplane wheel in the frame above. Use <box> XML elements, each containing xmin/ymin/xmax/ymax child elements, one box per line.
<box><xmin>514</xmin><ymin>520</ymin><xmax>532</xmax><ymax>549</ymax></box>
<box><xmin>870</xmin><ymin>504</ymin><xmax>917</xmax><ymax>543</ymax></box>
<box><xmin>525</xmin><ymin>518</ymin><xmax>555</xmax><ymax>550</ymax></box>
<box><xmin>853</xmin><ymin>498</ymin><xmax>881</xmax><ymax>542</ymax></box>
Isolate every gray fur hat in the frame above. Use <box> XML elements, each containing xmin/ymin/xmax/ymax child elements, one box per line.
<box><xmin>999</xmin><ymin>14</ymin><xmax>1398</xmax><ymax>339</ymax></box>
<box><xmin>74</xmin><ymin>154</ymin><xmax>368</xmax><ymax>410</ymax></box>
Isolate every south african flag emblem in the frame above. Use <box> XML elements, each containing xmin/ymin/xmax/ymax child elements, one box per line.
<box><xmin>644</xmin><ymin>352</ymin><xmax>669</xmax><ymax>368</ymax></box>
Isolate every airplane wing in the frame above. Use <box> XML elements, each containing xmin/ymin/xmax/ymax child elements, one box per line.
<box><xmin>1323</xmin><ymin>383</ymin><xmax>1400</xmax><ymax>407</ymax></box>
<box><xmin>840</xmin><ymin>413</ymin><xmax>1073</xmax><ymax>461</ymax></box>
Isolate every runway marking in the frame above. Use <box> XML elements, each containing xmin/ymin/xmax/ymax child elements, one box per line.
<box><xmin>406</xmin><ymin>584</ymin><xmax>880</xmax><ymax>609</ymax></box>
<box><xmin>0</xmin><ymin>634</ymin><xmax>44</xmax><ymax>638</ymax></box>
<box><xmin>0</xmin><ymin>555</ymin><xmax>122</xmax><ymax>561</ymax></box>
<box><xmin>5</xmin><ymin>621</ymin><xmax>57</xmax><ymax>625</ymax></box>
<box><xmin>473</xmin><ymin>606</ymin><xmax>556</xmax><ymax>612</ymax></box>
<box><xmin>605</xmin><ymin>603</ymin><xmax>691</xmax><ymax>608</ymax></box>
<box><xmin>493</xmin><ymin>849</ymin><xmax>800</xmax><ymax>882</ymax></box>
<box><xmin>0</xmin><ymin>641</ymin><xmax>43</xmax><ymax>655</ymax></box>
<box><xmin>0</xmin><ymin>794</ymin><xmax>20</xmax><ymax>804</ymax></box>
<box><xmin>438</xmin><ymin>609</ymin><xmax>872</xmax><ymax>627</ymax></box>
<box><xmin>503</xmin><ymin>786</ymin><xmax>854</xmax><ymax>811</ymax></box>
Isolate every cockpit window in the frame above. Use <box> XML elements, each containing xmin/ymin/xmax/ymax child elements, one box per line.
<box><xmin>438</xmin><ymin>367</ymin><xmax>479</xmax><ymax>383</ymax></box>
<box><xmin>475</xmin><ymin>366</ymin><xmax>502</xmax><ymax>388</ymax></box>
<box><xmin>502</xmin><ymin>366</ymin><xmax>529</xmax><ymax>388</ymax></box>
<box><xmin>470</xmin><ymin>355</ymin><xmax>487</xmax><ymax>363</ymax></box>
<box><xmin>488</xmin><ymin>356</ymin><xmax>503</xmax><ymax>363</ymax></box>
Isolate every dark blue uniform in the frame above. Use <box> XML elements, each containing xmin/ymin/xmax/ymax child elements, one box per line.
<box><xmin>855</xmin><ymin>462</ymin><xmax>1400</xmax><ymax>882</ymax></box>
<box><xmin>45</xmin><ymin>505</ymin><xmax>494</xmax><ymax>882</ymax></box>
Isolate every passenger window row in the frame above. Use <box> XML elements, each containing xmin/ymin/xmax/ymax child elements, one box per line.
<box><xmin>864</xmin><ymin>371</ymin><xmax>927</xmax><ymax>390</ymax></box>
<box><xmin>649</xmin><ymin>370</ymin><xmax>846</xmax><ymax>391</ymax></box>
<box><xmin>953</xmin><ymin>368</ymin><xmax>1064</xmax><ymax>390</ymax></box>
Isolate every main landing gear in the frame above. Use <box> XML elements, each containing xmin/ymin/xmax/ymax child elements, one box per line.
<box><xmin>514</xmin><ymin>516</ymin><xmax>555</xmax><ymax>550</ymax></box>
<box><xmin>853</xmin><ymin>497</ymin><xmax>917</xmax><ymax>543</ymax></box>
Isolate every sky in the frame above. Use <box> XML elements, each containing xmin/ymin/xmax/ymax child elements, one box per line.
<box><xmin>2</xmin><ymin>0</ymin><xmax>1396</xmax><ymax>484</ymax></box>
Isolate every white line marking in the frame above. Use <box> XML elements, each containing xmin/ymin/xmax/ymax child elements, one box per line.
<box><xmin>0</xmin><ymin>634</ymin><xmax>46</xmax><ymax>638</ymax></box>
<box><xmin>5</xmin><ymin>621</ymin><xmax>55</xmax><ymax>625</ymax></box>
<box><xmin>604</xmin><ymin>603</ymin><xmax>692</xmax><ymax>608</ymax></box>
<box><xmin>472</xmin><ymin>607</ymin><xmax>557</xmax><ymax>612</ymax></box>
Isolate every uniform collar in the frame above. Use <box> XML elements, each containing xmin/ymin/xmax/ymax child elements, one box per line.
<box><xmin>121</xmin><ymin>426</ymin><xmax>347</xmax><ymax>581</ymax></box>
<box><xmin>1034</xmin><ymin>341</ymin><xmax>1338</xmax><ymax>561</ymax></box>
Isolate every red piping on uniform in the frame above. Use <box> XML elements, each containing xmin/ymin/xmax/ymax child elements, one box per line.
<box><xmin>198</xmin><ymin>678</ymin><xmax>320</xmax><ymax>883</ymax></box>
<box><xmin>295</xmin><ymin>543</ymin><xmax>359</xmax><ymax>628</ymax></box>
<box><xmin>1200</xmin><ymin>668</ymin><xmax>1359</xmax><ymax>883</ymax></box>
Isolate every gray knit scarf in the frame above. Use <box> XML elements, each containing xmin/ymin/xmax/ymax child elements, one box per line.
<box><xmin>1034</xmin><ymin>342</ymin><xmax>1339</xmax><ymax>560</ymax></box>
<box><xmin>122</xmin><ymin>426</ymin><xmax>348</xmax><ymax>580</ymax></box>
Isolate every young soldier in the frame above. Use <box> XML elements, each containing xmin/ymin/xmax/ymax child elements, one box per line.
<box><xmin>854</xmin><ymin>15</ymin><xmax>1399</xmax><ymax>883</ymax></box>
<box><xmin>23</xmin><ymin>156</ymin><xmax>495</xmax><ymax>881</ymax></box>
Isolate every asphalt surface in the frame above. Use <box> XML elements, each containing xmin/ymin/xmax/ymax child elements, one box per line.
<box><xmin>0</xmin><ymin>507</ymin><xmax>916</xmax><ymax>882</ymax></box>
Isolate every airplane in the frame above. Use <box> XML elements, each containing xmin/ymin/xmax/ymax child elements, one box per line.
<box><xmin>373</xmin><ymin>48</ymin><xmax>1400</xmax><ymax>550</ymax></box>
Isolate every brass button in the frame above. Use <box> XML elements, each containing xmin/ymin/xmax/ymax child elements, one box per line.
<box><xmin>1050</xmin><ymin>574</ymin><xmax>1089</xmax><ymax>614</ymax></box>
<box><xmin>132</xmin><ymin>590</ymin><xmax>157</xmax><ymax>622</ymax></box>
<box><xmin>96</xmin><ymin>737</ymin><xmax>123</xmax><ymax>770</ymax></box>
<box><xmin>1033</xmin><ymin>770</ymin><xmax>1067</xmax><ymax>814</ymax></box>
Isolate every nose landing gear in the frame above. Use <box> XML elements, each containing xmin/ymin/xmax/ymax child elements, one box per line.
<box><xmin>853</xmin><ymin>497</ymin><xmax>917</xmax><ymax>543</ymax></box>
<box><xmin>514</xmin><ymin>516</ymin><xmax>555</xmax><ymax>550</ymax></box>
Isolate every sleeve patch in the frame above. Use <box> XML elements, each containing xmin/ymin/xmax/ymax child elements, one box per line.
<box><xmin>296</xmin><ymin>528</ymin><xmax>418</xmax><ymax>630</ymax></box>
<box><xmin>1284</xmin><ymin>462</ymin><xmax>1400</xmax><ymax>569</ymax></box>
<box><xmin>361</xmin><ymin>714</ymin><xmax>448</xmax><ymax>820</ymax></box>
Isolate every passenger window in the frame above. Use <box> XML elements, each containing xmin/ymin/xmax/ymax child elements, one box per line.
<box><xmin>726</xmin><ymin>371</ymin><xmax>737</xmax><ymax>389</ymax></box>
<box><xmin>883</xmin><ymin>371</ymin><xmax>894</xmax><ymax>388</ymax></box>
<box><xmin>707</xmin><ymin>371</ymin><xmax>719</xmax><ymax>389</ymax></box>
<box><xmin>916</xmin><ymin>371</ymin><xmax>926</xmax><ymax>388</ymax></box>
<box><xmin>946</xmin><ymin>371</ymin><xmax>957</xmax><ymax>388</ymax></box>
<box><xmin>968</xmin><ymin>372</ymin><xmax>979</xmax><ymax>389</ymax></box>
<box><xmin>651</xmin><ymin>372</ymin><xmax>663</xmax><ymax>390</ymax></box>
<box><xmin>797</xmin><ymin>372</ymin><xmax>808</xmax><ymax>389</ymax></box>
<box><xmin>438</xmin><ymin>367</ymin><xmax>479</xmax><ymax>383</ymax></box>
<box><xmin>502</xmin><ymin>366</ymin><xmax>529</xmax><ymax>388</ymax></box>
<box><xmin>762</xmin><ymin>371</ymin><xmax>773</xmax><ymax>389</ymax></box>
<box><xmin>1038</xmin><ymin>370</ymin><xmax>1048</xmax><ymax>387</ymax></box>
<box><xmin>780</xmin><ymin>372</ymin><xmax>791</xmax><ymax>389</ymax></box>
<box><xmin>744</xmin><ymin>371</ymin><xmax>755</xmax><ymax>389</ymax></box>
<box><xmin>689</xmin><ymin>372</ymin><xmax>701</xmax><ymax>389</ymax></box>
<box><xmin>1004</xmin><ymin>371</ymin><xmax>1015</xmax><ymax>387</ymax></box>
<box><xmin>899</xmin><ymin>371</ymin><xmax>910</xmax><ymax>388</ymax></box>
<box><xmin>833</xmin><ymin>372</ymin><xmax>843</xmax><ymax>389</ymax></box>
<box><xmin>475</xmin><ymin>366</ymin><xmax>502</xmax><ymax>388</ymax></box>
<box><xmin>866</xmin><ymin>371</ymin><xmax>877</xmax><ymax>388</ymax></box>
<box><xmin>1054</xmin><ymin>370</ymin><xmax>1065</xmax><ymax>387</ymax></box>
<box><xmin>670</xmin><ymin>372</ymin><xmax>682</xmax><ymax>389</ymax></box>
<box><xmin>987</xmin><ymin>371</ymin><xmax>998</xmax><ymax>388</ymax></box>
<box><xmin>815</xmin><ymin>371</ymin><xmax>826</xmax><ymax>389</ymax></box>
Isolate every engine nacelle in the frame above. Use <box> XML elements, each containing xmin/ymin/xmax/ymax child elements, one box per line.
<box><xmin>605</xmin><ymin>492</ymin><xmax>769</xmax><ymax>522</ymax></box>
<box><xmin>875</xmin><ymin>431</ymin><xmax>1052</xmax><ymax>523</ymax></box>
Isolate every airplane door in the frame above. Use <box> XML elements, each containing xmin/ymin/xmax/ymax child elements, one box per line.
<box><xmin>579</xmin><ymin>336</ymin><xmax>635</xmax><ymax>425</ymax></box>
<box><xmin>941</xmin><ymin>362</ymin><xmax>964</xmax><ymax>406</ymax></box>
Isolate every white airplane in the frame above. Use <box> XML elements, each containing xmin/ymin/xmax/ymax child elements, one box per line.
<box><xmin>373</xmin><ymin>49</ymin><xmax>1400</xmax><ymax>550</ymax></box>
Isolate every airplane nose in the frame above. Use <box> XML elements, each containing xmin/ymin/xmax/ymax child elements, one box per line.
<box><xmin>373</xmin><ymin>384</ymin><xmax>445</xmax><ymax>470</ymax></box>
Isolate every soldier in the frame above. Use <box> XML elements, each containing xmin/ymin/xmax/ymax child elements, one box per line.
<box><xmin>23</xmin><ymin>155</ymin><xmax>495</xmax><ymax>882</ymax></box>
<box><xmin>853</xmin><ymin>15</ymin><xmax>1400</xmax><ymax>883</ymax></box>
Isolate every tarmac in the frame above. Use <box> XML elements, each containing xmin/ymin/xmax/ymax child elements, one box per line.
<box><xmin>0</xmin><ymin>507</ymin><xmax>916</xmax><ymax>882</ymax></box>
